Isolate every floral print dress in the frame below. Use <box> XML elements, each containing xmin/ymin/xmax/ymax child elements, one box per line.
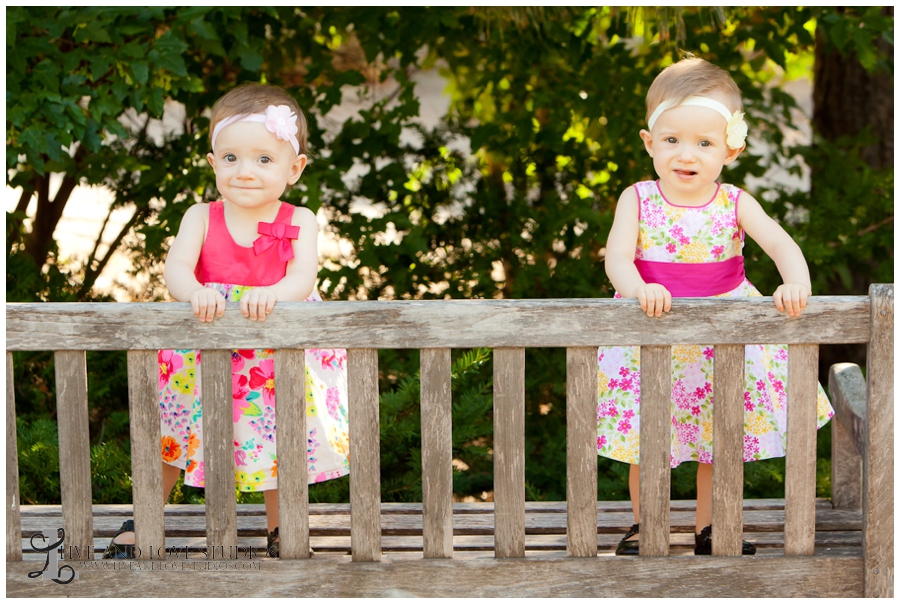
<box><xmin>158</xmin><ymin>201</ymin><xmax>349</xmax><ymax>492</ymax></box>
<box><xmin>597</xmin><ymin>181</ymin><xmax>833</xmax><ymax>467</ymax></box>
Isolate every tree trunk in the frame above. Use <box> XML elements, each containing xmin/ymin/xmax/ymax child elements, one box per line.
<box><xmin>812</xmin><ymin>6</ymin><xmax>893</xmax><ymax>381</ymax></box>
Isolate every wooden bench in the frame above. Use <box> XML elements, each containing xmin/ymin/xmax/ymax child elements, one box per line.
<box><xmin>5</xmin><ymin>286</ymin><xmax>893</xmax><ymax>597</ymax></box>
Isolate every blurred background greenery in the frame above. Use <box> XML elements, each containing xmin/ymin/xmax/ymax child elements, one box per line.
<box><xmin>7</xmin><ymin>7</ymin><xmax>893</xmax><ymax>505</ymax></box>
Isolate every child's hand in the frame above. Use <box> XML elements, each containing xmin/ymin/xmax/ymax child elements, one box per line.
<box><xmin>773</xmin><ymin>283</ymin><xmax>810</xmax><ymax>318</ymax></box>
<box><xmin>633</xmin><ymin>283</ymin><xmax>672</xmax><ymax>317</ymax></box>
<box><xmin>190</xmin><ymin>288</ymin><xmax>226</xmax><ymax>323</ymax></box>
<box><xmin>240</xmin><ymin>287</ymin><xmax>278</xmax><ymax>322</ymax></box>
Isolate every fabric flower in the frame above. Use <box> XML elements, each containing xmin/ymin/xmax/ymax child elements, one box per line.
<box><xmin>264</xmin><ymin>105</ymin><xmax>299</xmax><ymax>144</ymax></box>
<box><xmin>725</xmin><ymin>110</ymin><xmax>748</xmax><ymax>149</ymax></box>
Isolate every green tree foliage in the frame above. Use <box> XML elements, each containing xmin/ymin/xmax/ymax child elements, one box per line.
<box><xmin>7</xmin><ymin>7</ymin><xmax>892</xmax><ymax>504</ymax></box>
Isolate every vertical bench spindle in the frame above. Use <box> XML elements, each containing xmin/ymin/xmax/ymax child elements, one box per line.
<box><xmin>420</xmin><ymin>348</ymin><xmax>453</xmax><ymax>559</ymax></box>
<box><xmin>711</xmin><ymin>344</ymin><xmax>745</xmax><ymax>556</ymax></box>
<box><xmin>348</xmin><ymin>348</ymin><xmax>381</xmax><ymax>562</ymax></box>
<box><xmin>639</xmin><ymin>345</ymin><xmax>671</xmax><ymax>557</ymax></box>
<box><xmin>7</xmin><ymin>352</ymin><xmax>21</xmax><ymax>561</ymax></box>
<box><xmin>200</xmin><ymin>349</ymin><xmax>238</xmax><ymax>555</ymax></box>
<box><xmin>863</xmin><ymin>284</ymin><xmax>893</xmax><ymax>597</ymax></box>
<box><xmin>493</xmin><ymin>347</ymin><xmax>525</xmax><ymax>558</ymax></box>
<box><xmin>126</xmin><ymin>350</ymin><xmax>164</xmax><ymax>559</ymax></box>
<box><xmin>565</xmin><ymin>346</ymin><xmax>598</xmax><ymax>557</ymax></box>
<box><xmin>274</xmin><ymin>349</ymin><xmax>310</xmax><ymax>559</ymax></box>
<box><xmin>784</xmin><ymin>344</ymin><xmax>819</xmax><ymax>556</ymax></box>
<box><xmin>54</xmin><ymin>351</ymin><xmax>93</xmax><ymax>560</ymax></box>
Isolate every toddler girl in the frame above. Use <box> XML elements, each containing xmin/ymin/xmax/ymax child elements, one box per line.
<box><xmin>105</xmin><ymin>83</ymin><xmax>350</xmax><ymax>558</ymax></box>
<box><xmin>597</xmin><ymin>57</ymin><xmax>833</xmax><ymax>556</ymax></box>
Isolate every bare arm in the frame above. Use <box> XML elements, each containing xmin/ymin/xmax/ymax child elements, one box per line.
<box><xmin>605</xmin><ymin>186</ymin><xmax>671</xmax><ymax>317</ymax></box>
<box><xmin>737</xmin><ymin>191</ymin><xmax>812</xmax><ymax>317</ymax></box>
<box><xmin>238</xmin><ymin>206</ymin><xmax>320</xmax><ymax>321</ymax></box>
<box><xmin>163</xmin><ymin>204</ymin><xmax>226</xmax><ymax>322</ymax></box>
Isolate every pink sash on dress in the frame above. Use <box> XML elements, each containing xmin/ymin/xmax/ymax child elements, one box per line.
<box><xmin>634</xmin><ymin>256</ymin><xmax>746</xmax><ymax>297</ymax></box>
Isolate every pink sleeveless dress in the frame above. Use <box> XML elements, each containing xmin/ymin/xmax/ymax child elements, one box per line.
<box><xmin>158</xmin><ymin>201</ymin><xmax>350</xmax><ymax>492</ymax></box>
<box><xmin>597</xmin><ymin>181</ymin><xmax>833</xmax><ymax>468</ymax></box>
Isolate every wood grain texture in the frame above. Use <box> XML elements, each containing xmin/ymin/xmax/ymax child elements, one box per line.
<box><xmin>199</xmin><ymin>349</ymin><xmax>238</xmax><ymax>552</ymax></box>
<box><xmin>711</xmin><ymin>345</ymin><xmax>745</xmax><ymax>556</ymax></box>
<box><xmin>828</xmin><ymin>364</ymin><xmax>864</xmax><ymax>510</ymax></box>
<box><xmin>639</xmin><ymin>346</ymin><xmax>671</xmax><ymax>557</ymax></box>
<box><xmin>828</xmin><ymin>363</ymin><xmax>867</xmax><ymax>458</ymax></box>
<box><xmin>420</xmin><ymin>348</ymin><xmax>453</xmax><ymax>559</ymax></box>
<box><xmin>784</xmin><ymin>344</ymin><xmax>818</xmax><ymax>556</ymax></box>
<box><xmin>273</xmin><ymin>349</ymin><xmax>309</xmax><ymax>559</ymax></box>
<box><xmin>565</xmin><ymin>347</ymin><xmax>598</xmax><ymax>557</ymax></box>
<box><xmin>126</xmin><ymin>350</ymin><xmax>164</xmax><ymax>559</ymax></box>
<box><xmin>493</xmin><ymin>348</ymin><xmax>525</xmax><ymax>558</ymax></box>
<box><xmin>54</xmin><ymin>351</ymin><xmax>93</xmax><ymax>560</ymax></box>
<box><xmin>6</xmin><ymin>296</ymin><xmax>871</xmax><ymax>351</ymax></box>
<box><xmin>863</xmin><ymin>284</ymin><xmax>893</xmax><ymax>597</ymax></box>
<box><xmin>7</xmin><ymin>353</ymin><xmax>21</xmax><ymax>561</ymax></box>
<box><xmin>4</xmin><ymin>556</ymin><xmax>865</xmax><ymax>598</ymax></box>
<box><xmin>348</xmin><ymin>349</ymin><xmax>381</xmax><ymax>562</ymax></box>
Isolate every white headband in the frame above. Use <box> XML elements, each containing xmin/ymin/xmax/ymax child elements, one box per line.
<box><xmin>647</xmin><ymin>96</ymin><xmax>748</xmax><ymax>150</ymax></box>
<box><xmin>211</xmin><ymin>105</ymin><xmax>301</xmax><ymax>155</ymax></box>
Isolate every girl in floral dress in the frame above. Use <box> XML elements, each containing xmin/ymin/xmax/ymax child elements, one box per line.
<box><xmin>599</xmin><ymin>57</ymin><xmax>833</xmax><ymax>556</ymax></box>
<box><xmin>105</xmin><ymin>83</ymin><xmax>349</xmax><ymax>558</ymax></box>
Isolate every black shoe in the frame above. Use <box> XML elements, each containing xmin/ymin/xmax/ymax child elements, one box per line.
<box><xmin>102</xmin><ymin>519</ymin><xmax>136</xmax><ymax>559</ymax></box>
<box><xmin>693</xmin><ymin>525</ymin><xmax>756</xmax><ymax>555</ymax></box>
<box><xmin>266</xmin><ymin>527</ymin><xmax>314</xmax><ymax>559</ymax></box>
<box><xmin>615</xmin><ymin>523</ymin><xmax>640</xmax><ymax>556</ymax></box>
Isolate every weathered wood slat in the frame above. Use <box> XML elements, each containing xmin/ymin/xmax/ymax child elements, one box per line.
<box><xmin>6</xmin><ymin>297</ymin><xmax>871</xmax><ymax>351</ymax></box>
<box><xmin>565</xmin><ymin>347</ymin><xmax>598</xmax><ymax>557</ymax></box>
<box><xmin>126</xmin><ymin>350</ymin><xmax>164</xmax><ymax>560</ymax></box>
<box><xmin>711</xmin><ymin>344</ymin><xmax>744</xmax><ymax>556</ymax></box>
<box><xmin>17</xmin><ymin>497</ymin><xmax>843</xmax><ymax>517</ymax></box>
<box><xmin>4</xmin><ymin>556</ymin><xmax>865</xmax><ymax>598</ymax></box>
<box><xmin>493</xmin><ymin>348</ymin><xmax>525</xmax><ymax>558</ymax></box>
<box><xmin>199</xmin><ymin>349</ymin><xmax>238</xmax><ymax>552</ymax></box>
<box><xmin>420</xmin><ymin>348</ymin><xmax>453</xmax><ymax>559</ymax></box>
<box><xmin>828</xmin><ymin>363</ymin><xmax>867</xmax><ymax>458</ymax></box>
<box><xmin>54</xmin><ymin>351</ymin><xmax>93</xmax><ymax>560</ymax></box>
<box><xmin>273</xmin><ymin>349</ymin><xmax>309</xmax><ymax>559</ymax></box>
<box><xmin>6</xmin><ymin>352</ymin><xmax>21</xmax><ymax>562</ymax></box>
<box><xmin>639</xmin><ymin>345</ymin><xmax>671</xmax><ymax>557</ymax></box>
<box><xmin>828</xmin><ymin>364</ymin><xmax>864</xmax><ymax>510</ymax></box>
<box><xmin>863</xmin><ymin>283</ymin><xmax>893</xmax><ymax>597</ymax></box>
<box><xmin>348</xmin><ymin>349</ymin><xmax>381</xmax><ymax>562</ymax></box>
<box><xmin>784</xmin><ymin>344</ymin><xmax>818</xmax><ymax>556</ymax></box>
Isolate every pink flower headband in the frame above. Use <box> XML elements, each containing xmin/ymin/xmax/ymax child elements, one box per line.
<box><xmin>211</xmin><ymin>105</ymin><xmax>301</xmax><ymax>155</ymax></box>
<box><xmin>647</xmin><ymin>96</ymin><xmax>748</xmax><ymax>150</ymax></box>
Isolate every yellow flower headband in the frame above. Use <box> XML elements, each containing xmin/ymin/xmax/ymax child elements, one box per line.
<box><xmin>648</xmin><ymin>96</ymin><xmax>748</xmax><ymax>150</ymax></box>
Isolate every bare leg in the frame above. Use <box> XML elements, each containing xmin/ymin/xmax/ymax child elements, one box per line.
<box><xmin>695</xmin><ymin>462</ymin><xmax>713</xmax><ymax>533</ymax></box>
<box><xmin>113</xmin><ymin>462</ymin><xmax>182</xmax><ymax>545</ymax></box>
<box><xmin>626</xmin><ymin>464</ymin><xmax>640</xmax><ymax>539</ymax></box>
<box><xmin>263</xmin><ymin>489</ymin><xmax>279</xmax><ymax>536</ymax></box>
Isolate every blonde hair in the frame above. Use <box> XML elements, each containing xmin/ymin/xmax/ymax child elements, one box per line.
<box><xmin>645</xmin><ymin>56</ymin><xmax>743</xmax><ymax>124</ymax></box>
<box><xmin>209</xmin><ymin>83</ymin><xmax>309</xmax><ymax>155</ymax></box>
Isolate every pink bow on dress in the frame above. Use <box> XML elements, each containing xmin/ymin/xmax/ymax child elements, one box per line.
<box><xmin>253</xmin><ymin>221</ymin><xmax>300</xmax><ymax>262</ymax></box>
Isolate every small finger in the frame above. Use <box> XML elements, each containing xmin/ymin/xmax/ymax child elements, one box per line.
<box><xmin>773</xmin><ymin>291</ymin><xmax>784</xmax><ymax>312</ymax></box>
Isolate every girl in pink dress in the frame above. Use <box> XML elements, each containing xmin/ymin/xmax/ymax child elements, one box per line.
<box><xmin>105</xmin><ymin>83</ymin><xmax>349</xmax><ymax>559</ymax></box>
<box><xmin>599</xmin><ymin>57</ymin><xmax>833</xmax><ymax>556</ymax></box>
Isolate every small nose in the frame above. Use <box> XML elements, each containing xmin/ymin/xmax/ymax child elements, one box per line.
<box><xmin>236</xmin><ymin>160</ymin><xmax>254</xmax><ymax>177</ymax></box>
<box><xmin>678</xmin><ymin>144</ymin><xmax>696</xmax><ymax>161</ymax></box>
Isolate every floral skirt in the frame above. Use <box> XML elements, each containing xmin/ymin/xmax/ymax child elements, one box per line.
<box><xmin>597</xmin><ymin>282</ymin><xmax>834</xmax><ymax>468</ymax></box>
<box><xmin>158</xmin><ymin>284</ymin><xmax>350</xmax><ymax>492</ymax></box>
